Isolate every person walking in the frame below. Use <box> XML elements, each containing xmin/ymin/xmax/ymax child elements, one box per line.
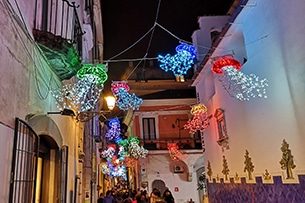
<box><xmin>104</xmin><ymin>190</ymin><xmax>115</xmax><ymax>203</ymax></box>
<box><xmin>98</xmin><ymin>193</ymin><xmax>104</xmax><ymax>203</ymax></box>
<box><xmin>163</xmin><ymin>187</ymin><xmax>174</xmax><ymax>203</ymax></box>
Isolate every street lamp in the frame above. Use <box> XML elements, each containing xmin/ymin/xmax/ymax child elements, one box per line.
<box><xmin>105</xmin><ymin>96</ymin><xmax>116</xmax><ymax>110</ymax></box>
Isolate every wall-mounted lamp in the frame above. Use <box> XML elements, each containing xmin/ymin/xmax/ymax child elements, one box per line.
<box><xmin>47</xmin><ymin>108</ymin><xmax>76</xmax><ymax>116</ymax></box>
<box><xmin>105</xmin><ymin>96</ymin><xmax>116</xmax><ymax>110</ymax></box>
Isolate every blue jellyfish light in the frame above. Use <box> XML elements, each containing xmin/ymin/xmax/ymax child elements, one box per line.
<box><xmin>158</xmin><ymin>42</ymin><xmax>196</xmax><ymax>76</ymax></box>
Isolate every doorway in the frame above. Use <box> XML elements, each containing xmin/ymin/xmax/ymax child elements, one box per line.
<box><xmin>151</xmin><ymin>179</ymin><xmax>166</xmax><ymax>196</ymax></box>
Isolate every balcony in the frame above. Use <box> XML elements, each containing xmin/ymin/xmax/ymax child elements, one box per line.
<box><xmin>140</xmin><ymin>137</ymin><xmax>202</xmax><ymax>150</ymax></box>
<box><xmin>33</xmin><ymin>0</ymin><xmax>83</xmax><ymax>80</ymax></box>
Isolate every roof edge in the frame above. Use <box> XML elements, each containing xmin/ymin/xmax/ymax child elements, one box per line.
<box><xmin>190</xmin><ymin>0</ymin><xmax>250</xmax><ymax>86</ymax></box>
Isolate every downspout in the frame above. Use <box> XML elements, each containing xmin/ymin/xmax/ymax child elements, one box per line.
<box><xmin>93</xmin><ymin>0</ymin><xmax>104</xmax><ymax>63</ymax></box>
<box><xmin>91</xmin><ymin>1</ymin><xmax>104</xmax><ymax>201</ymax></box>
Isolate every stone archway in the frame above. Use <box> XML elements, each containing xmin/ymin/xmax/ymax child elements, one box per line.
<box><xmin>27</xmin><ymin>114</ymin><xmax>64</xmax><ymax>203</ymax></box>
<box><xmin>27</xmin><ymin>114</ymin><xmax>63</xmax><ymax>146</ymax></box>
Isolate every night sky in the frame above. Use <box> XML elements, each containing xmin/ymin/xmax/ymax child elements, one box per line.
<box><xmin>101</xmin><ymin>0</ymin><xmax>234</xmax><ymax>61</ymax></box>
<box><xmin>100</xmin><ymin>0</ymin><xmax>235</xmax><ymax>95</ymax></box>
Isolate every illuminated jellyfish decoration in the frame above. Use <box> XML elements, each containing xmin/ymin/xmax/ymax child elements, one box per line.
<box><xmin>184</xmin><ymin>103</ymin><xmax>210</xmax><ymax>134</ymax></box>
<box><xmin>101</xmin><ymin>136</ymin><xmax>148</xmax><ymax>179</ymax></box>
<box><xmin>105</xmin><ymin>118</ymin><xmax>121</xmax><ymax>141</ymax></box>
<box><xmin>51</xmin><ymin>64</ymin><xmax>108</xmax><ymax>112</ymax></box>
<box><xmin>167</xmin><ymin>143</ymin><xmax>187</xmax><ymax>161</ymax></box>
<box><xmin>77</xmin><ymin>63</ymin><xmax>108</xmax><ymax>85</ymax></box>
<box><xmin>101</xmin><ymin>144</ymin><xmax>116</xmax><ymax>158</ymax></box>
<box><xmin>212</xmin><ymin>57</ymin><xmax>268</xmax><ymax>101</ymax></box>
<box><xmin>117</xmin><ymin>136</ymin><xmax>148</xmax><ymax>159</ymax></box>
<box><xmin>111</xmin><ymin>81</ymin><xmax>143</xmax><ymax>111</ymax></box>
<box><xmin>115</xmin><ymin>88</ymin><xmax>143</xmax><ymax>111</ymax></box>
<box><xmin>158</xmin><ymin>42</ymin><xmax>196</xmax><ymax>76</ymax></box>
<box><xmin>102</xmin><ymin>156</ymin><xmax>127</xmax><ymax>180</ymax></box>
<box><xmin>111</xmin><ymin>81</ymin><xmax>130</xmax><ymax>95</ymax></box>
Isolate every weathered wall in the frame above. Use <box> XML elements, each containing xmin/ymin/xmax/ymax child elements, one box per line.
<box><xmin>0</xmin><ymin>0</ymin><xmax>85</xmax><ymax>202</ymax></box>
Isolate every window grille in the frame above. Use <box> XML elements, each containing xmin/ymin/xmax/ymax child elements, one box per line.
<box><xmin>9</xmin><ymin>118</ymin><xmax>39</xmax><ymax>203</ymax></box>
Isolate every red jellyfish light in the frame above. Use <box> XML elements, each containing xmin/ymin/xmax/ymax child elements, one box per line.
<box><xmin>211</xmin><ymin>56</ymin><xmax>268</xmax><ymax>101</ymax></box>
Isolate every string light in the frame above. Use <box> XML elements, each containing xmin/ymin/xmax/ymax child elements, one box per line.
<box><xmin>111</xmin><ymin>81</ymin><xmax>130</xmax><ymax>95</ymax></box>
<box><xmin>101</xmin><ymin>133</ymin><xmax>148</xmax><ymax>179</ymax></box>
<box><xmin>105</xmin><ymin>118</ymin><xmax>121</xmax><ymax>141</ymax></box>
<box><xmin>51</xmin><ymin>75</ymin><xmax>104</xmax><ymax>112</ymax></box>
<box><xmin>77</xmin><ymin>63</ymin><xmax>108</xmax><ymax>85</ymax></box>
<box><xmin>167</xmin><ymin>143</ymin><xmax>187</xmax><ymax>161</ymax></box>
<box><xmin>212</xmin><ymin>57</ymin><xmax>242</xmax><ymax>74</ymax></box>
<box><xmin>101</xmin><ymin>145</ymin><xmax>116</xmax><ymax>158</ymax></box>
<box><xmin>158</xmin><ymin>42</ymin><xmax>196</xmax><ymax>76</ymax></box>
<box><xmin>51</xmin><ymin>63</ymin><xmax>108</xmax><ymax>112</ymax></box>
<box><xmin>212</xmin><ymin>56</ymin><xmax>268</xmax><ymax>101</ymax></box>
<box><xmin>103</xmin><ymin>156</ymin><xmax>127</xmax><ymax>180</ymax></box>
<box><xmin>190</xmin><ymin>103</ymin><xmax>207</xmax><ymax>115</ymax></box>
<box><xmin>184</xmin><ymin>103</ymin><xmax>210</xmax><ymax>134</ymax></box>
<box><xmin>129</xmin><ymin>141</ymin><xmax>149</xmax><ymax>159</ymax></box>
<box><xmin>117</xmin><ymin>136</ymin><xmax>148</xmax><ymax>159</ymax></box>
<box><xmin>184</xmin><ymin>111</ymin><xmax>210</xmax><ymax>134</ymax></box>
<box><xmin>115</xmin><ymin>88</ymin><xmax>143</xmax><ymax>111</ymax></box>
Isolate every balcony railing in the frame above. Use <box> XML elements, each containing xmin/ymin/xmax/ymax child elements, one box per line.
<box><xmin>33</xmin><ymin>0</ymin><xmax>83</xmax><ymax>80</ymax></box>
<box><xmin>140</xmin><ymin>137</ymin><xmax>202</xmax><ymax>150</ymax></box>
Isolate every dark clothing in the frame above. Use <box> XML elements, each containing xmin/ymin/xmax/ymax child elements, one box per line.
<box><xmin>115</xmin><ymin>195</ymin><xmax>124</xmax><ymax>203</ymax></box>
<box><xmin>98</xmin><ymin>197</ymin><xmax>104</xmax><ymax>203</ymax></box>
<box><xmin>163</xmin><ymin>189</ymin><xmax>174</xmax><ymax>203</ymax></box>
<box><xmin>104</xmin><ymin>195</ymin><xmax>115</xmax><ymax>203</ymax></box>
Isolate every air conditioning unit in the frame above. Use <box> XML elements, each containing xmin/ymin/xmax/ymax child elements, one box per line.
<box><xmin>174</xmin><ymin>165</ymin><xmax>184</xmax><ymax>173</ymax></box>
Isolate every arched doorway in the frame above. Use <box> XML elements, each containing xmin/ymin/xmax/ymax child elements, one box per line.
<box><xmin>151</xmin><ymin>179</ymin><xmax>166</xmax><ymax>196</ymax></box>
<box><xmin>36</xmin><ymin>134</ymin><xmax>61</xmax><ymax>203</ymax></box>
<box><xmin>28</xmin><ymin>115</ymin><xmax>68</xmax><ymax>203</ymax></box>
<box><xmin>194</xmin><ymin>156</ymin><xmax>205</xmax><ymax>203</ymax></box>
<box><xmin>9</xmin><ymin>117</ymin><xmax>68</xmax><ymax>203</ymax></box>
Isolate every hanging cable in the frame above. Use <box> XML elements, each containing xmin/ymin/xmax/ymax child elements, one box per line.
<box><xmin>102</xmin><ymin>0</ymin><xmax>269</xmax><ymax>68</ymax></box>
<box><xmin>144</xmin><ymin>0</ymin><xmax>162</xmax><ymax>56</ymax></box>
<box><xmin>126</xmin><ymin>54</ymin><xmax>148</xmax><ymax>80</ymax></box>
<box><xmin>104</xmin><ymin>57</ymin><xmax>158</xmax><ymax>63</ymax></box>
<box><xmin>138</xmin><ymin>0</ymin><xmax>162</xmax><ymax>81</ymax></box>
<box><xmin>107</xmin><ymin>25</ymin><xmax>156</xmax><ymax>61</ymax></box>
<box><xmin>2</xmin><ymin>0</ymin><xmax>61</xmax><ymax>100</ymax></box>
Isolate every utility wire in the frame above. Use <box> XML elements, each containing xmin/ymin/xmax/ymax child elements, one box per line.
<box><xmin>145</xmin><ymin>0</ymin><xmax>162</xmax><ymax>56</ymax></box>
<box><xmin>107</xmin><ymin>25</ymin><xmax>156</xmax><ymax>61</ymax></box>
<box><xmin>104</xmin><ymin>57</ymin><xmax>158</xmax><ymax>63</ymax></box>
<box><xmin>133</xmin><ymin>0</ymin><xmax>162</xmax><ymax>81</ymax></box>
<box><xmin>102</xmin><ymin>1</ymin><xmax>268</xmax><ymax>66</ymax></box>
<box><xmin>126</xmin><ymin>54</ymin><xmax>147</xmax><ymax>80</ymax></box>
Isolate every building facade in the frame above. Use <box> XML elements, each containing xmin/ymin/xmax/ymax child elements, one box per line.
<box><xmin>131</xmin><ymin>98</ymin><xmax>205</xmax><ymax>203</ymax></box>
<box><xmin>0</xmin><ymin>0</ymin><xmax>104</xmax><ymax>202</ymax></box>
<box><xmin>191</xmin><ymin>0</ymin><xmax>305</xmax><ymax>202</ymax></box>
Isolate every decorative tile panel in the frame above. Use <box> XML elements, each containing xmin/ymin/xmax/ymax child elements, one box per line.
<box><xmin>207</xmin><ymin>175</ymin><xmax>305</xmax><ymax>203</ymax></box>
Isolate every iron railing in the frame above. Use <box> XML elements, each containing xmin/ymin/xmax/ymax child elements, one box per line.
<box><xmin>140</xmin><ymin>137</ymin><xmax>202</xmax><ymax>150</ymax></box>
<box><xmin>33</xmin><ymin>0</ymin><xmax>83</xmax><ymax>56</ymax></box>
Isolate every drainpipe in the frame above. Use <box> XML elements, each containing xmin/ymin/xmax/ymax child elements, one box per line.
<box><xmin>93</xmin><ymin>0</ymin><xmax>104</xmax><ymax>63</ymax></box>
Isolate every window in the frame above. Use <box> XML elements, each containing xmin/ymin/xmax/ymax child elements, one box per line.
<box><xmin>9</xmin><ymin>118</ymin><xmax>39</xmax><ymax>203</ymax></box>
<box><xmin>142</xmin><ymin>118</ymin><xmax>156</xmax><ymax>140</ymax></box>
<box><xmin>214</xmin><ymin>108</ymin><xmax>229</xmax><ymax>150</ymax></box>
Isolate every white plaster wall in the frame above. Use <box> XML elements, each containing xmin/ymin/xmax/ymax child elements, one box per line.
<box><xmin>195</xmin><ymin>0</ymin><xmax>305</xmax><ymax>179</ymax></box>
<box><xmin>192</xmin><ymin>16</ymin><xmax>229</xmax><ymax>70</ymax></box>
<box><xmin>0</xmin><ymin>124</ymin><xmax>14</xmax><ymax>202</ymax></box>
